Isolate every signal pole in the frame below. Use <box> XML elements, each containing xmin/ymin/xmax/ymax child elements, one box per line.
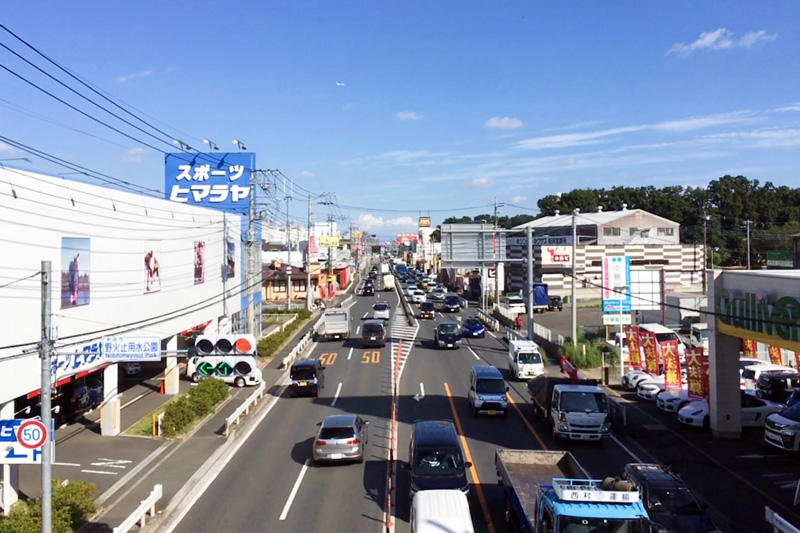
<box><xmin>306</xmin><ymin>193</ymin><xmax>313</xmax><ymax>311</ymax></box>
<box><xmin>40</xmin><ymin>260</ymin><xmax>53</xmax><ymax>533</ymax></box>
<box><xmin>571</xmin><ymin>208</ymin><xmax>579</xmax><ymax>346</ymax></box>
<box><xmin>286</xmin><ymin>195</ymin><xmax>292</xmax><ymax>311</ymax></box>
<box><xmin>745</xmin><ymin>219</ymin><xmax>751</xmax><ymax>270</ymax></box>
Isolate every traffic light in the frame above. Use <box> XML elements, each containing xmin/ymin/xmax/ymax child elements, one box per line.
<box><xmin>193</xmin><ymin>334</ymin><xmax>257</xmax><ymax>356</ymax></box>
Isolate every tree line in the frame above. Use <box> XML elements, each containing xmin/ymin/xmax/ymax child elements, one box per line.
<box><xmin>440</xmin><ymin>175</ymin><xmax>800</xmax><ymax>267</ymax></box>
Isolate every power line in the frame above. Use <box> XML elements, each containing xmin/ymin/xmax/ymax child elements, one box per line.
<box><xmin>0</xmin><ymin>270</ymin><xmax>39</xmax><ymax>289</ymax></box>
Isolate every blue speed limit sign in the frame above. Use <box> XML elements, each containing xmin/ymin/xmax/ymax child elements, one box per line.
<box><xmin>18</xmin><ymin>419</ymin><xmax>47</xmax><ymax>449</ymax></box>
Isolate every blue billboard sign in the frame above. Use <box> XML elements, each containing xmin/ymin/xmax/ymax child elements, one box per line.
<box><xmin>602</xmin><ymin>255</ymin><xmax>631</xmax><ymax>313</ymax></box>
<box><xmin>164</xmin><ymin>152</ymin><xmax>255</xmax><ymax>213</ymax></box>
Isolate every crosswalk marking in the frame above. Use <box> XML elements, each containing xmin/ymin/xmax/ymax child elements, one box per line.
<box><xmin>389</xmin><ymin>307</ymin><xmax>418</xmax><ymax>380</ymax></box>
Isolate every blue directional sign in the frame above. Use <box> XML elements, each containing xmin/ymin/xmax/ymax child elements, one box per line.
<box><xmin>0</xmin><ymin>419</ymin><xmax>54</xmax><ymax>464</ymax></box>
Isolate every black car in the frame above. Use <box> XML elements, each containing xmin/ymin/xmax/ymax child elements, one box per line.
<box><xmin>442</xmin><ymin>295</ymin><xmax>461</xmax><ymax>312</ymax></box>
<box><xmin>289</xmin><ymin>359</ymin><xmax>325</xmax><ymax>397</ymax></box>
<box><xmin>434</xmin><ymin>322</ymin><xmax>461</xmax><ymax>349</ymax></box>
<box><xmin>756</xmin><ymin>370</ymin><xmax>800</xmax><ymax>402</ymax></box>
<box><xmin>362</xmin><ymin>285</ymin><xmax>374</xmax><ymax>296</ymax></box>
<box><xmin>548</xmin><ymin>295</ymin><xmax>563</xmax><ymax>311</ymax></box>
<box><xmin>622</xmin><ymin>463</ymin><xmax>717</xmax><ymax>533</ymax></box>
<box><xmin>408</xmin><ymin>420</ymin><xmax>471</xmax><ymax>500</ymax></box>
<box><xmin>419</xmin><ymin>301</ymin><xmax>435</xmax><ymax>319</ymax></box>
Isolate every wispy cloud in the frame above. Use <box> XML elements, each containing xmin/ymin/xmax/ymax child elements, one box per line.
<box><xmin>396</xmin><ymin>111</ymin><xmax>423</xmax><ymax>121</ymax></box>
<box><xmin>773</xmin><ymin>102</ymin><xmax>800</xmax><ymax>113</ymax></box>
<box><xmin>296</xmin><ymin>170</ymin><xmax>315</xmax><ymax>179</ymax></box>
<box><xmin>666</xmin><ymin>28</ymin><xmax>777</xmax><ymax>57</ymax></box>
<box><xmin>0</xmin><ymin>141</ymin><xmax>13</xmax><ymax>154</ymax></box>
<box><xmin>115</xmin><ymin>70</ymin><xmax>153</xmax><ymax>84</ymax></box>
<box><xmin>335</xmin><ymin>81</ymin><xmax>346</xmax><ymax>87</ymax></box>
<box><xmin>511</xmin><ymin>195</ymin><xmax>527</xmax><ymax>204</ymax></box>
<box><xmin>122</xmin><ymin>147</ymin><xmax>146</xmax><ymax>163</ymax></box>
<box><xmin>470</xmin><ymin>176</ymin><xmax>493</xmax><ymax>188</ymax></box>
<box><xmin>484</xmin><ymin>116</ymin><xmax>523</xmax><ymax>130</ymax></box>
<box><xmin>701</xmin><ymin>128</ymin><xmax>800</xmax><ymax>148</ymax></box>
<box><xmin>356</xmin><ymin>214</ymin><xmax>416</xmax><ymax>232</ymax></box>
<box><xmin>343</xmin><ymin>102</ymin><xmax>356</xmax><ymax>111</ymax></box>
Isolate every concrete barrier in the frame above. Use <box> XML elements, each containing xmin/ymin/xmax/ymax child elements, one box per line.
<box><xmin>476</xmin><ymin>309</ymin><xmax>500</xmax><ymax>332</ymax></box>
<box><xmin>113</xmin><ymin>484</ymin><xmax>162</xmax><ymax>533</ymax></box>
<box><xmin>224</xmin><ymin>381</ymin><xmax>266</xmax><ymax>437</ymax></box>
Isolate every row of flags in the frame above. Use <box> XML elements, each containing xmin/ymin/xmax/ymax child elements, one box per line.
<box><xmin>622</xmin><ymin>326</ymin><xmax>797</xmax><ymax>401</ymax></box>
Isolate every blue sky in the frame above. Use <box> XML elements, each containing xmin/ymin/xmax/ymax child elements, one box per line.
<box><xmin>2</xmin><ymin>1</ymin><xmax>799</xmax><ymax>237</ymax></box>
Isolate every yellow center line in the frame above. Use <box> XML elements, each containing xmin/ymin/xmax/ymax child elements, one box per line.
<box><xmin>443</xmin><ymin>382</ymin><xmax>496</xmax><ymax>533</ymax></box>
<box><xmin>507</xmin><ymin>393</ymin><xmax>548</xmax><ymax>450</ymax></box>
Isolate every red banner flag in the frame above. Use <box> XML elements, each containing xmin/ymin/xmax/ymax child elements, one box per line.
<box><xmin>640</xmin><ymin>330</ymin><xmax>659</xmax><ymax>375</ymax></box>
<box><xmin>624</xmin><ymin>325</ymin><xmax>641</xmax><ymax>367</ymax></box>
<box><xmin>685</xmin><ymin>347</ymin><xmax>709</xmax><ymax>399</ymax></box>
<box><xmin>742</xmin><ymin>338</ymin><xmax>758</xmax><ymax>358</ymax></box>
<box><xmin>767</xmin><ymin>345</ymin><xmax>783</xmax><ymax>366</ymax></box>
<box><xmin>795</xmin><ymin>351</ymin><xmax>800</xmax><ymax>371</ymax></box>
<box><xmin>662</xmin><ymin>340</ymin><xmax>682</xmax><ymax>391</ymax></box>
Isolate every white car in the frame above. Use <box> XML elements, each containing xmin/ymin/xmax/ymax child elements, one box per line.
<box><xmin>656</xmin><ymin>387</ymin><xmax>692</xmax><ymax>412</ymax></box>
<box><xmin>741</xmin><ymin>361</ymin><xmax>793</xmax><ymax>390</ymax></box>
<box><xmin>636</xmin><ymin>367</ymin><xmax>687</xmax><ymax>400</ymax></box>
<box><xmin>404</xmin><ymin>284</ymin><xmax>418</xmax><ymax>297</ymax></box>
<box><xmin>372</xmin><ymin>303</ymin><xmax>390</xmax><ymax>320</ymax></box>
<box><xmin>122</xmin><ymin>362</ymin><xmax>142</xmax><ymax>376</ymax></box>
<box><xmin>678</xmin><ymin>391</ymin><xmax>786</xmax><ymax>428</ymax></box>
<box><xmin>622</xmin><ymin>369</ymin><xmax>656</xmax><ymax>391</ymax></box>
<box><xmin>430</xmin><ymin>289</ymin><xmax>446</xmax><ymax>302</ymax></box>
<box><xmin>411</xmin><ymin>289</ymin><xmax>426</xmax><ymax>303</ymax></box>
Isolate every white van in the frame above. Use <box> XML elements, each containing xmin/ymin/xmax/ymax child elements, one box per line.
<box><xmin>639</xmin><ymin>323</ymin><xmax>686</xmax><ymax>358</ymax></box>
<box><xmin>410</xmin><ymin>489</ymin><xmax>474</xmax><ymax>533</ymax></box>
<box><xmin>507</xmin><ymin>339</ymin><xmax>544</xmax><ymax>380</ymax></box>
<box><xmin>741</xmin><ymin>362</ymin><xmax>794</xmax><ymax>391</ymax></box>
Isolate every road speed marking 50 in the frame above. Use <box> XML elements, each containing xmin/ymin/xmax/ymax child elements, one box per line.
<box><xmin>18</xmin><ymin>419</ymin><xmax>47</xmax><ymax>449</ymax></box>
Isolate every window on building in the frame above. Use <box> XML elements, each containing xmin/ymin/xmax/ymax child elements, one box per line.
<box><xmin>629</xmin><ymin>227</ymin><xmax>638</xmax><ymax>236</ymax></box>
<box><xmin>293</xmin><ymin>280</ymin><xmax>306</xmax><ymax>292</ymax></box>
<box><xmin>274</xmin><ymin>281</ymin><xmax>287</xmax><ymax>292</ymax></box>
<box><xmin>657</xmin><ymin>227</ymin><xmax>674</xmax><ymax>236</ymax></box>
<box><xmin>603</xmin><ymin>227</ymin><xmax>620</xmax><ymax>236</ymax></box>
<box><xmin>640</xmin><ymin>229</ymin><xmax>649</xmax><ymax>238</ymax></box>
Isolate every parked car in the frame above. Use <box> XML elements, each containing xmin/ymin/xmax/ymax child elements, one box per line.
<box><xmin>756</xmin><ymin>370</ymin><xmax>800</xmax><ymax>403</ymax></box>
<box><xmin>372</xmin><ymin>302</ymin><xmax>390</xmax><ymax>320</ymax></box>
<box><xmin>312</xmin><ymin>414</ymin><xmax>369</xmax><ymax>464</ymax></box>
<box><xmin>434</xmin><ymin>322</ymin><xmax>461</xmax><ymax>349</ymax></box>
<box><xmin>656</xmin><ymin>387</ymin><xmax>692</xmax><ymax>412</ymax></box>
<box><xmin>738</xmin><ymin>357</ymin><xmax>772</xmax><ymax>388</ymax></box>
<box><xmin>122</xmin><ymin>362</ymin><xmax>142</xmax><ymax>376</ymax></box>
<box><xmin>622</xmin><ymin>463</ymin><xmax>718</xmax><ymax>533</ymax></box>
<box><xmin>361</xmin><ymin>319</ymin><xmax>386</xmax><ymax>347</ymax></box>
<box><xmin>419</xmin><ymin>301</ymin><xmax>435</xmax><ymax>319</ymax></box>
<box><xmin>741</xmin><ymin>362</ymin><xmax>794</xmax><ymax>390</ymax></box>
<box><xmin>622</xmin><ymin>368</ymin><xmax>658</xmax><ymax>391</ymax></box>
<box><xmin>764</xmin><ymin>402</ymin><xmax>800</xmax><ymax>451</ymax></box>
<box><xmin>548</xmin><ymin>295</ymin><xmax>563</xmax><ymax>311</ymax></box>
<box><xmin>678</xmin><ymin>390</ymin><xmax>785</xmax><ymax>428</ymax></box>
<box><xmin>461</xmin><ymin>317</ymin><xmax>485</xmax><ymax>338</ymax></box>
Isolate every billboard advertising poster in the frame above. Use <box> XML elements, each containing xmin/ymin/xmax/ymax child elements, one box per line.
<box><xmin>541</xmin><ymin>246</ymin><xmax>571</xmax><ymax>266</ymax></box>
<box><xmin>624</xmin><ymin>325</ymin><xmax>641</xmax><ymax>367</ymax></box>
<box><xmin>741</xmin><ymin>338</ymin><xmax>758</xmax><ymax>358</ymax></box>
<box><xmin>661</xmin><ymin>340</ymin><xmax>682</xmax><ymax>390</ymax></box>
<box><xmin>144</xmin><ymin>241</ymin><xmax>162</xmax><ymax>293</ymax></box>
<box><xmin>164</xmin><ymin>152</ymin><xmax>255</xmax><ymax>212</ymax></box>
<box><xmin>418</xmin><ymin>217</ymin><xmax>431</xmax><ymax>228</ymax></box>
<box><xmin>61</xmin><ymin>237</ymin><xmax>90</xmax><ymax>309</ymax></box>
<box><xmin>194</xmin><ymin>241</ymin><xmax>205</xmax><ymax>284</ymax></box>
<box><xmin>685</xmin><ymin>347</ymin><xmax>709</xmax><ymax>399</ymax></box>
<box><xmin>640</xmin><ymin>330</ymin><xmax>659</xmax><ymax>375</ymax></box>
<box><xmin>601</xmin><ymin>256</ymin><xmax>631</xmax><ymax>313</ymax></box>
<box><xmin>226</xmin><ymin>240</ymin><xmax>235</xmax><ymax>280</ymax></box>
<box><xmin>767</xmin><ymin>344</ymin><xmax>783</xmax><ymax>365</ymax></box>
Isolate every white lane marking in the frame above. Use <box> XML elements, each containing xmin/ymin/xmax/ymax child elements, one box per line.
<box><xmin>91</xmin><ymin>458</ymin><xmax>131</xmax><ymax>469</ymax></box>
<box><xmin>420</xmin><ymin>382</ymin><xmax>425</xmax><ymax>398</ymax></box>
<box><xmin>456</xmin><ymin>316</ymin><xmax>462</xmax><ymax>322</ymax></box>
<box><xmin>362</xmin><ymin>313</ymin><xmax>368</xmax><ymax>319</ymax></box>
<box><xmin>120</xmin><ymin>393</ymin><xmax>146</xmax><ymax>410</ymax></box>
<box><xmin>610</xmin><ymin>434</ymin><xmax>644</xmax><ymax>463</ymax></box>
<box><xmin>488</xmin><ymin>331</ymin><xmax>497</xmax><ymax>338</ymax></box>
<box><xmin>355</xmin><ymin>326</ymin><xmax>360</xmax><ymax>335</ymax></box>
<box><xmin>53</xmin><ymin>462</ymin><xmax>81</xmax><ymax>467</ymax></box>
<box><xmin>347</xmin><ymin>347</ymin><xmax>354</xmax><ymax>360</ymax></box>
<box><xmin>279</xmin><ymin>461</ymin><xmax>310</xmax><ymax>520</ymax></box>
<box><xmin>331</xmin><ymin>382</ymin><xmax>343</xmax><ymax>406</ymax></box>
<box><xmin>81</xmin><ymin>469</ymin><xmax>118</xmax><ymax>476</ymax></box>
<box><xmin>468</xmin><ymin>347</ymin><xmax>480</xmax><ymax>360</ymax></box>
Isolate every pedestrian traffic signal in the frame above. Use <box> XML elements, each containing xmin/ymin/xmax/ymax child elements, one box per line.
<box><xmin>194</xmin><ymin>334</ymin><xmax>256</xmax><ymax>356</ymax></box>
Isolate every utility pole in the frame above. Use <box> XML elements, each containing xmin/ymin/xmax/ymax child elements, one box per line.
<box><xmin>222</xmin><ymin>213</ymin><xmax>228</xmax><ymax>319</ymax></box>
<box><xmin>493</xmin><ymin>197</ymin><xmax>499</xmax><ymax>307</ymax></box>
<box><xmin>327</xmin><ymin>215</ymin><xmax>334</xmax><ymax>301</ymax></box>
<box><xmin>745</xmin><ymin>219</ymin><xmax>751</xmax><ymax>270</ymax></box>
<box><xmin>702</xmin><ymin>213</ymin><xmax>709</xmax><ymax>293</ymax></box>
<box><xmin>40</xmin><ymin>260</ymin><xmax>52</xmax><ymax>533</ymax></box>
<box><xmin>246</xmin><ymin>157</ymin><xmax>256</xmax><ymax>335</ymax></box>
<box><xmin>526</xmin><ymin>226</ymin><xmax>534</xmax><ymax>340</ymax></box>
<box><xmin>306</xmin><ymin>193</ymin><xmax>313</xmax><ymax>311</ymax></box>
<box><xmin>571</xmin><ymin>208</ymin><xmax>579</xmax><ymax>346</ymax></box>
<box><xmin>286</xmin><ymin>195</ymin><xmax>292</xmax><ymax>311</ymax></box>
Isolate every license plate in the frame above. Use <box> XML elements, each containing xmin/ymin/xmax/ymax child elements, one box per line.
<box><xmin>447</xmin><ymin>344</ymin><xmax>453</xmax><ymax>347</ymax></box>
<box><xmin>298</xmin><ymin>382</ymin><xmax>307</xmax><ymax>387</ymax></box>
<box><xmin>487</xmin><ymin>410</ymin><xmax>497</xmax><ymax>415</ymax></box>
<box><xmin>370</xmin><ymin>336</ymin><xmax>377</xmax><ymax>340</ymax></box>
<box><xmin>527</xmin><ymin>371</ymin><xmax>534</xmax><ymax>375</ymax></box>
<box><xmin>328</xmin><ymin>453</ymin><xmax>343</xmax><ymax>459</ymax></box>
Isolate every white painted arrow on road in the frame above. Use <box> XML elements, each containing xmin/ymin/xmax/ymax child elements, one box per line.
<box><xmin>413</xmin><ymin>383</ymin><xmax>425</xmax><ymax>402</ymax></box>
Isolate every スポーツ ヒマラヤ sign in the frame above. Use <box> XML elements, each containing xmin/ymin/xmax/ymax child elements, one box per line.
<box><xmin>164</xmin><ymin>152</ymin><xmax>255</xmax><ymax>212</ymax></box>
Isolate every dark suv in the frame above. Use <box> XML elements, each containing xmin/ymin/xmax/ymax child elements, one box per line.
<box><xmin>756</xmin><ymin>370</ymin><xmax>800</xmax><ymax>403</ymax></box>
<box><xmin>419</xmin><ymin>301</ymin><xmax>435</xmax><ymax>319</ymax></box>
<box><xmin>408</xmin><ymin>420</ymin><xmax>471</xmax><ymax>500</ymax></box>
<box><xmin>622</xmin><ymin>463</ymin><xmax>717</xmax><ymax>532</ymax></box>
<box><xmin>548</xmin><ymin>295</ymin><xmax>563</xmax><ymax>311</ymax></box>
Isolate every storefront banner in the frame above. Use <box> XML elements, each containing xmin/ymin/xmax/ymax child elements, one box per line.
<box><xmin>767</xmin><ymin>344</ymin><xmax>783</xmax><ymax>366</ymax></box>
<box><xmin>685</xmin><ymin>347</ymin><xmax>709</xmax><ymax>399</ymax></box>
<box><xmin>640</xmin><ymin>330</ymin><xmax>659</xmax><ymax>375</ymax></box>
<box><xmin>795</xmin><ymin>351</ymin><xmax>800</xmax><ymax>371</ymax></box>
<box><xmin>624</xmin><ymin>325</ymin><xmax>641</xmax><ymax>367</ymax></box>
<box><xmin>741</xmin><ymin>338</ymin><xmax>758</xmax><ymax>358</ymax></box>
<box><xmin>661</xmin><ymin>340</ymin><xmax>682</xmax><ymax>391</ymax></box>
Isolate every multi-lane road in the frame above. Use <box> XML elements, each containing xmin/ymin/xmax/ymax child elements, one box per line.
<box><xmin>173</xmin><ymin>283</ymin><xmax>800</xmax><ymax>533</ymax></box>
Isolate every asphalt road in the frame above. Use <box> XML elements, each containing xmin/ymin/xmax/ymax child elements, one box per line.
<box><xmin>171</xmin><ymin>288</ymin><xmax>800</xmax><ymax>533</ymax></box>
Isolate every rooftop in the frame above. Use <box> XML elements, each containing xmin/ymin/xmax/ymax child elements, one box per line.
<box><xmin>513</xmin><ymin>208</ymin><xmax>678</xmax><ymax>230</ymax></box>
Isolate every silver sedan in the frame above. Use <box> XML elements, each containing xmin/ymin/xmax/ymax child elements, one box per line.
<box><xmin>312</xmin><ymin>414</ymin><xmax>369</xmax><ymax>464</ymax></box>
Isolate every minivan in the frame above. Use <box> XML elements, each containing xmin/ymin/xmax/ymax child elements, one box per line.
<box><xmin>468</xmin><ymin>366</ymin><xmax>508</xmax><ymax>417</ymax></box>
<box><xmin>408</xmin><ymin>420</ymin><xmax>471</xmax><ymax>499</ymax></box>
<box><xmin>289</xmin><ymin>359</ymin><xmax>325</xmax><ymax>397</ymax></box>
<box><xmin>361</xmin><ymin>319</ymin><xmax>386</xmax><ymax>347</ymax></box>
<box><xmin>410</xmin><ymin>489</ymin><xmax>474</xmax><ymax>533</ymax></box>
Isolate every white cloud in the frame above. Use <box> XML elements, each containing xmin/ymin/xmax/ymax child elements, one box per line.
<box><xmin>701</xmin><ymin>128</ymin><xmax>800</xmax><ymax>148</ymax></box>
<box><xmin>484</xmin><ymin>116</ymin><xmax>523</xmax><ymax>130</ymax></box>
<box><xmin>343</xmin><ymin>102</ymin><xmax>356</xmax><ymax>111</ymax></box>
<box><xmin>122</xmin><ymin>147</ymin><xmax>146</xmax><ymax>163</ymax></box>
<box><xmin>511</xmin><ymin>195</ymin><xmax>526</xmax><ymax>204</ymax></box>
<box><xmin>773</xmin><ymin>102</ymin><xmax>800</xmax><ymax>113</ymax></box>
<box><xmin>115</xmin><ymin>70</ymin><xmax>153</xmax><ymax>83</ymax></box>
<box><xmin>666</xmin><ymin>28</ymin><xmax>776</xmax><ymax>57</ymax></box>
<box><xmin>356</xmin><ymin>214</ymin><xmax>416</xmax><ymax>233</ymax></box>
<box><xmin>470</xmin><ymin>176</ymin><xmax>493</xmax><ymax>188</ymax></box>
<box><xmin>396</xmin><ymin>111</ymin><xmax>423</xmax><ymax>121</ymax></box>
<box><xmin>296</xmin><ymin>170</ymin><xmax>315</xmax><ymax>179</ymax></box>
<box><xmin>335</xmin><ymin>81</ymin><xmax>346</xmax><ymax>87</ymax></box>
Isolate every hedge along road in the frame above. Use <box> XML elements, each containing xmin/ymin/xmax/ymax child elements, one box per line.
<box><xmin>171</xmin><ymin>287</ymin><xmax>396</xmax><ymax>533</ymax></box>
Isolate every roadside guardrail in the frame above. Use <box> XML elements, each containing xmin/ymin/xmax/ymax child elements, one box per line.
<box><xmin>113</xmin><ymin>484</ymin><xmax>162</xmax><ymax>533</ymax></box>
<box><xmin>765</xmin><ymin>506</ymin><xmax>800</xmax><ymax>533</ymax></box>
<box><xmin>476</xmin><ymin>309</ymin><xmax>500</xmax><ymax>331</ymax></box>
<box><xmin>224</xmin><ymin>381</ymin><xmax>267</xmax><ymax>437</ymax></box>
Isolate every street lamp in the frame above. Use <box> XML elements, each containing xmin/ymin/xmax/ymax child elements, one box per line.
<box><xmin>203</xmin><ymin>139</ymin><xmax>220</xmax><ymax>151</ymax></box>
<box><xmin>0</xmin><ymin>157</ymin><xmax>32</xmax><ymax>199</ymax></box>
<box><xmin>173</xmin><ymin>139</ymin><xmax>193</xmax><ymax>151</ymax></box>
<box><xmin>233</xmin><ymin>138</ymin><xmax>247</xmax><ymax>151</ymax></box>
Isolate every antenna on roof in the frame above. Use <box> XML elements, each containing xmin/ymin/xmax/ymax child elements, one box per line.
<box><xmin>554</xmin><ymin>210</ymin><xmax>560</xmax><ymax>216</ymax></box>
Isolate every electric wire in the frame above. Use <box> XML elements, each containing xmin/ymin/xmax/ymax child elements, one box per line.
<box><xmin>0</xmin><ymin>270</ymin><xmax>39</xmax><ymax>289</ymax></box>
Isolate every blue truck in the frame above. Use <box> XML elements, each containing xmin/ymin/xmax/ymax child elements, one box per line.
<box><xmin>496</xmin><ymin>449</ymin><xmax>650</xmax><ymax>532</ymax></box>
<box><xmin>532</xmin><ymin>282</ymin><xmax>549</xmax><ymax>314</ymax></box>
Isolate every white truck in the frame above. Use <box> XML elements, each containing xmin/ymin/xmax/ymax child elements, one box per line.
<box><xmin>507</xmin><ymin>339</ymin><xmax>545</xmax><ymax>380</ymax></box>
<box><xmin>380</xmin><ymin>263</ymin><xmax>390</xmax><ymax>274</ymax></box>
<box><xmin>688</xmin><ymin>322</ymin><xmax>709</xmax><ymax>350</ymax></box>
<box><xmin>315</xmin><ymin>308</ymin><xmax>350</xmax><ymax>341</ymax></box>
<box><xmin>528</xmin><ymin>374</ymin><xmax>610</xmax><ymax>441</ymax></box>
<box><xmin>382</xmin><ymin>274</ymin><xmax>395</xmax><ymax>291</ymax></box>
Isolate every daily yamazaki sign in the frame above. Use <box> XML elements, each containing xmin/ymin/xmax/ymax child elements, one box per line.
<box><xmin>716</xmin><ymin>289</ymin><xmax>800</xmax><ymax>352</ymax></box>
